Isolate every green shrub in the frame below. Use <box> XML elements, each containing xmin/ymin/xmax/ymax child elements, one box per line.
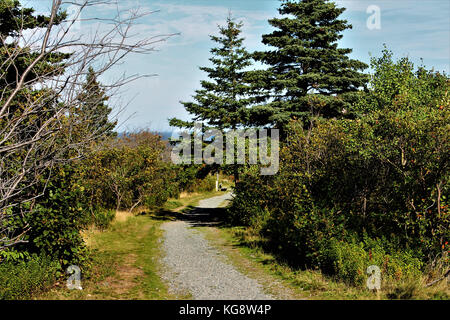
<box><xmin>83</xmin><ymin>131</ymin><xmax>177</xmax><ymax>211</ymax></box>
<box><xmin>25</xmin><ymin>202</ymin><xmax>90</xmax><ymax>268</ymax></box>
<box><xmin>321</xmin><ymin>239</ymin><xmax>367</xmax><ymax>286</ymax></box>
<box><xmin>175</xmin><ymin>165</ymin><xmax>218</xmax><ymax>194</ymax></box>
<box><xmin>92</xmin><ymin>209</ymin><xmax>115</xmax><ymax>230</ymax></box>
<box><xmin>227</xmin><ymin>166</ymin><xmax>271</xmax><ymax>227</ymax></box>
<box><xmin>0</xmin><ymin>254</ymin><xmax>59</xmax><ymax>300</ymax></box>
<box><xmin>319</xmin><ymin>237</ymin><xmax>423</xmax><ymax>287</ymax></box>
<box><xmin>227</xmin><ymin>50</ymin><xmax>448</xmax><ymax>286</ymax></box>
<box><xmin>194</xmin><ymin>174</ymin><xmax>217</xmax><ymax>193</ymax></box>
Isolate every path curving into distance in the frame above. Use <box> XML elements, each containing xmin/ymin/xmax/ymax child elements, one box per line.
<box><xmin>160</xmin><ymin>193</ymin><xmax>273</xmax><ymax>300</ymax></box>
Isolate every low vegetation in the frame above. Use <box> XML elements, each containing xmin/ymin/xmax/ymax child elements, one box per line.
<box><xmin>226</xmin><ymin>50</ymin><xmax>449</xmax><ymax>298</ymax></box>
<box><xmin>37</xmin><ymin>190</ymin><xmax>229</xmax><ymax>300</ymax></box>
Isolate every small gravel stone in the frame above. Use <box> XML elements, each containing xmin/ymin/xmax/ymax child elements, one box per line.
<box><xmin>160</xmin><ymin>194</ymin><xmax>273</xmax><ymax>300</ymax></box>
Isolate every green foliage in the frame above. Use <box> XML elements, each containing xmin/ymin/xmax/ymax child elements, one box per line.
<box><xmin>228</xmin><ymin>49</ymin><xmax>449</xmax><ymax>287</ymax></box>
<box><xmin>83</xmin><ymin>131</ymin><xmax>178</xmax><ymax>211</ymax></box>
<box><xmin>174</xmin><ymin>165</ymin><xmax>217</xmax><ymax>194</ymax></box>
<box><xmin>0</xmin><ymin>0</ymin><xmax>71</xmax><ymax>252</ymax></box>
<box><xmin>0</xmin><ymin>0</ymin><xmax>66</xmax><ymax>39</ymax></box>
<box><xmin>170</xmin><ymin>14</ymin><xmax>254</xmax><ymax>130</ymax></box>
<box><xmin>355</xmin><ymin>46</ymin><xmax>449</xmax><ymax>114</ymax></box>
<box><xmin>320</xmin><ymin>238</ymin><xmax>422</xmax><ymax>287</ymax></box>
<box><xmin>0</xmin><ymin>0</ymin><xmax>89</xmax><ymax>265</ymax></box>
<box><xmin>4</xmin><ymin>163</ymin><xmax>90</xmax><ymax>268</ymax></box>
<box><xmin>0</xmin><ymin>248</ymin><xmax>30</xmax><ymax>262</ymax></box>
<box><xmin>91</xmin><ymin>209</ymin><xmax>116</xmax><ymax>230</ymax></box>
<box><xmin>25</xmin><ymin>201</ymin><xmax>90</xmax><ymax>268</ymax></box>
<box><xmin>0</xmin><ymin>253</ymin><xmax>59</xmax><ymax>300</ymax></box>
<box><xmin>9</xmin><ymin>131</ymin><xmax>179</xmax><ymax>268</ymax></box>
<box><xmin>0</xmin><ymin>0</ymin><xmax>68</xmax><ymax>89</ymax></box>
<box><xmin>2</xmin><ymin>65</ymin><xmax>118</xmax><ymax>267</ymax></box>
<box><xmin>248</xmin><ymin>0</ymin><xmax>368</xmax><ymax>128</ymax></box>
<box><xmin>227</xmin><ymin>167</ymin><xmax>271</xmax><ymax>226</ymax></box>
<box><xmin>194</xmin><ymin>174</ymin><xmax>217</xmax><ymax>193</ymax></box>
<box><xmin>75</xmin><ymin>66</ymin><xmax>117</xmax><ymax>137</ymax></box>
<box><xmin>175</xmin><ymin>165</ymin><xmax>201</xmax><ymax>192</ymax></box>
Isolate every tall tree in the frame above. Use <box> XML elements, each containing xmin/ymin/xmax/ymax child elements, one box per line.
<box><xmin>76</xmin><ymin>67</ymin><xmax>117</xmax><ymax>137</ymax></box>
<box><xmin>0</xmin><ymin>0</ymin><xmax>68</xmax><ymax>91</ymax></box>
<box><xmin>170</xmin><ymin>14</ymin><xmax>256</xmax><ymax>182</ymax></box>
<box><xmin>249</xmin><ymin>0</ymin><xmax>369</xmax><ymax>128</ymax></box>
<box><xmin>169</xmin><ymin>14</ymin><xmax>254</xmax><ymax>131</ymax></box>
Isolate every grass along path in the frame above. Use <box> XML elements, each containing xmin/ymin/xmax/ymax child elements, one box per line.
<box><xmin>39</xmin><ymin>187</ymin><xmax>450</xmax><ymax>300</ymax></box>
<box><xmin>37</xmin><ymin>187</ymin><xmax>386</xmax><ymax>300</ymax></box>
<box><xmin>38</xmin><ymin>214</ymin><xmax>176</xmax><ymax>300</ymax></box>
<box><xmin>37</xmin><ymin>189</ymin><xmax>230</xmax><ymax>300</ymax></box>
<box><xmin>197</xmin><ymin>226</ymin><xmax>371</xmax><ymax>300</ymax></box>
<box><xmin>199</xmin><ymin>226</ymin><xmax>450</xmax><ymax>300</ymax></box>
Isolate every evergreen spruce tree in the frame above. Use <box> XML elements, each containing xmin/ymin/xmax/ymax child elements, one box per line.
<box><xmin>0</xmin><ymin>0</ymin><xmax>68</xmax><ymax>91</ymax></box>
<box><xmin>76</xmin><ymin>67</ymin><xmax>117</xmax><ymax>137</ymax></box>
<box><xmin>0</xmin><ymin>0</ymin><xmax>69</xmax><ymax>149</ymax></box>
<box><xmin>249</xmin><ymin>0</ymin><xmax>369</xmax><ymax>128</ymax></box>
<box><xmin>170</xmin><ymin>14</ymin><xmax>255</xmax><ymax>181</ymax></box>
<box><xmin>169</xmin><ymin>14</ymin><xmax>254</xmax><ymax>131</ymax></box>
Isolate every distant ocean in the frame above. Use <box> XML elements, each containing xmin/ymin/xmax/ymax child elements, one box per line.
<box><xmin>117</xmin><ymin>131</ymin><xmax>174</xmax><ymax>141</ymax></box>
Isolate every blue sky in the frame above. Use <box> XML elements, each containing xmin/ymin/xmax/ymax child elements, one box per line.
<box><xmin>25</xmin><ymin>1</ymin><xmax>450</xmax><ymax>132</ymax></box>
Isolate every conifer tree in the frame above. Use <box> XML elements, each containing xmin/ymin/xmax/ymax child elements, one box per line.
<box><xmin>170</xmin><ymin>15</ymin><xmax>255</xmax><ymax>182</ymax></box>
<box><xmin>249</xmin><ymin>0</ymin><xmax>369</xmax><ymax>128</ymax></box>
<box><xmin>76</xmin><ymin>67</ymin><xmax>117</xmax><ymax>137</ymax></box>
<box><xmin>0</xmin><ymin>0</ymin><xmax>68</xmax><ymax>91</ymax></box>
<box><xmin>169</xmin><ymin>14</ymin><xmax>254</xmax><ymax>131</ymax></box>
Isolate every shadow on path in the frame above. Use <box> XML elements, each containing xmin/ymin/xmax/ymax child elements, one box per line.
<box><xmin>148</xmin><ymin>193</ymin><xmax>231</xmax><ymax>227</ymax></box>
<box><xmin>149</xmin><ymin>205</ymin><xmax>228</xmax><ymax>227</ymax></box>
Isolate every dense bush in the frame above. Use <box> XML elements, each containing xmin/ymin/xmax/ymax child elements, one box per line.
<box><xmin>0</xmin><ymin>253</ymin><xmax>59</xmax><ymax>300</ymax></box>
<box><xmin>174</xmin><ymin>165</ymin><xmax>218</xmax><ymax>194</ymax></box>
<box><xmin>228</xmin><ymin>50</ymin><xmax>449</xmax><ymax>286</ymax></box>
<box><xmin>84</xmin><ymin>131</ymin><xmax>178</xmax><ymax>211</ymax></box>
<box><xmin>3</xmin><ymin>131</ymin><xmax>179</xmax><ymax>271</ymax></box>
<box><xmin>4</xmin><ymin>163</ymin><xmax>91</xmax><ymax>269</ymax></box>
<box><xmin>319</xmin><ymin>237</ymin><xmax>423</xmax><ymax>286</ymax></box>
<box><xmin>89</xmin><ymin>208</ymin><xmax>116</xmax><ymax>231</ymax></box>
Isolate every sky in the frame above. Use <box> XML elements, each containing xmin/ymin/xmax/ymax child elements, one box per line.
<box><xmin>24</xmin><ymin>0</ymin><xmax>450</xmax><ymax>132</ymax></box>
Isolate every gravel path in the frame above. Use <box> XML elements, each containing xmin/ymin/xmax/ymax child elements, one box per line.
<box><xmin>160</xmin><ymin>193</ymin><xmax>273</xmax><ymax>300</ymax></box>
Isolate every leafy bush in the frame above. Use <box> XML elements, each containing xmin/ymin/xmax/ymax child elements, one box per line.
<box><xmin>80</xmin><ymin>138</ymin><xmax>219</xmax><ymax>217</ymax></box>
<box><xmin>227</xmin><ymin>49</ymin><xmax>449</xmax><ymax>286</ymax></box>
<box><xmin>194</xmin><ymin>174</ymin><xmax>217</xmax><ymax>193</ymax></box>
<box><xmin>0</xmin><ymin>254</ymin><xmax>59</xmax><ymax>300</ymax></box>
<box><xmin>320</xmin><ymin>237</ymin><xmax>423</xmax><ymax>287</ymax></box>
<box><xmin>227</xmin><ymin>166</ymin><xmax>271</xmax><ymax>226</ymax></box>
<box><xmin>9</xmin><ymin>164</ymin><xmax>92</xmax><ymax>268</ymax></box>
<box><xmin>321</xmin><ymin>239</ymin><xmax>367</xmax><ymax>286</ymax></box>
<box><xmin>91</xmin><ymin>209</ymin><xmax>116</xmax><ymax>230</ymax></box>
<box><xmin>26</xmin><ymin>203</ymin><xmax>90</xmax><ymax>268</ymax></box>
<box><xmin>6</xmin><ymin>131</ymin><xmax>177</xmax><ymax>269</ymax></box>
<box><xmin>174</xmin><ymin>165</ymin><xmax>217</xmax><ymax>194</ymax></box>
<box><xmin>84</xmin><ymin>131</ymin><xmax>177</xmax><ymax>211</ymax></box>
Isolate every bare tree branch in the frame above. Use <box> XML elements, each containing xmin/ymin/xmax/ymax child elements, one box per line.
<box><xmin>0</xmin><ymin>0</ymin><xmax>176</xmax><ymax>250</ymax></box>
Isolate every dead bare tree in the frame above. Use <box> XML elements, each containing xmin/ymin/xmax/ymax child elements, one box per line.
<box><xmin>0</xmin><ymin>0</ymin><xmax>176</xmax><ymax>251</ymax></box>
